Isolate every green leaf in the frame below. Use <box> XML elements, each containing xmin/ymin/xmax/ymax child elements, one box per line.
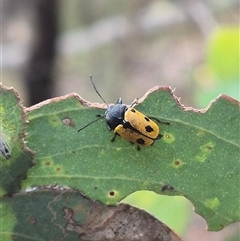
<box><xmin>0</xmin><ymin>86</ymin><xmax>33</xmax><ymax>196</ymax></box>
<box><xmin>22</xmin><ymin>87</ymin><xmax>240</xmax><ymax>231</ymax></box>
<box><xmin>0</xmin><ymin>187</ymin><xmax>182</xmax><ymax>241</ymax></box>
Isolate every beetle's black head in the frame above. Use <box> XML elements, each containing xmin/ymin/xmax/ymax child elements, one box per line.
<box><xmin>78</xmin><ymin>77</ymin><xmax>128</xmax><ymax>133</ymax></box>
<box><xmin>104</xmin><ymin>98</ymin><xmax>127</xmax><ymax>130</ymax></box>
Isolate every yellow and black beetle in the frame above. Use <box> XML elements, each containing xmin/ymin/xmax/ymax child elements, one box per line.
<box><xmin>78</xmin><ymin>76</ymin><xmax>170</xmax><ymax>150</ymax></box>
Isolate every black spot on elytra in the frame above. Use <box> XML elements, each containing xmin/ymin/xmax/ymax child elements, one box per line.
<box><xmin>136</xmin><ymin>138</ymin><xmax>145</xmax><ymax>145</ymax></box>
<box><xmin>144</xmin><ymin>116</ymin><xmax>150</xmax><ymax>122</ymax></box>
<box><xmin>131</xmin><ymin>109</ymin><xmax>136</xmax><ymax>113</ymax></box>
<box><xmin>145</xmin><ymin>125</ymin><xmax>154</xmax><ymax>132</ymax></box>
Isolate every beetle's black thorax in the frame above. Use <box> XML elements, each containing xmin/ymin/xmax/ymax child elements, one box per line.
<box><xmin>105</xmin><ymin>104</ymin><xmax>127</xmax><ymax>130</ymax></box>
<box><xmin>104</xmin><ymin>98</ymin><xmax>127</xmax><ymax>130</ymax></box>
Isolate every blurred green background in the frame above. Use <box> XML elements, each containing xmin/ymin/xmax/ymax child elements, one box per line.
<box><xmin>2</xmin><ymin>0</ymin><xmax>239</xmax><ymax>240</ymax></box>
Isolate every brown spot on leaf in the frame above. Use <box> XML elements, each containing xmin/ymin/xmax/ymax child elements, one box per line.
<box><xmin>63</xmin><ymin>207</ymin><xmax>74</xmax><ymax>221</ymax></box>
<box><xmin>171</xmin><ymin>159</ymin><xmax>184</xmax><ymax>169</ymax></box>
<box><xmin>175</xmin><ymin>160</ymin><xmax>180</xmax><ymax>166</ymax></box>
<box><xmin>108</xmin><ymin>190</ymin><xmax>115</xmax><ymax>196</ymax></box>
<box><xmin>28</xmin><ymin>217</ymin><xmax>36</xmax><ymax>225</ymax></box>
<box><xmin>206</xmin><ymin>145</ymin><xmax>213</xmax><ymax>150</ymax></box>
<box><xmin>62</xmin><ymin>117</ymin><xmax>75</xmax><ymax>127</ymax></box>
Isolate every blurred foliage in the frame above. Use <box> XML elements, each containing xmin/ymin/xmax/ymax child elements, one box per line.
<box><xmin>59</xmin><ymin>0</ymin><xmax>141</xmax><ymax>30</ymax></box>
<box><xmin>208</xmin><ymin>27</ymin><xmax>239</xmax><ymax>81</ymax></box>
<box><xmin>194</xmin><ymin>27</ymin><xmax>239</xmax><ymax>108</ymax></box>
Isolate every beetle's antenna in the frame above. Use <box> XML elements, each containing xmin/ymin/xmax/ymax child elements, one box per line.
<box><xmin>77</xmin><ymin>116</ymin><xmax>102</xmax><ymax>132</ymax></box>
<box><xmin>90</xmin><ymin>75</ymin><xmax>108</xmax><ymax>106</ymax></box>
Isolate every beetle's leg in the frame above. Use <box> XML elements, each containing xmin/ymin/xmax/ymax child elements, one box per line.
<box><xmin>111</xmin><ymin>133</ymin><xmax>118</xmax><ymax>142</ymax></box>
<box><xmin>105</xmin><ymin>122</ymin><xmax>112</xmax><ymax>131</ymax></box>
<box><xmin>136</xmin><ymin>145</ymin><xmax>140</xmax><ymax>151</ymax></box>
<box><xmin>148</xmin><ymin>116</ymin><xmax>170</xmax><ymax>125</ymax></box>
<box><xmin>157</xmin><ymin>133</ymin><xmax>163</xmax><ymax>140</ymax></box>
